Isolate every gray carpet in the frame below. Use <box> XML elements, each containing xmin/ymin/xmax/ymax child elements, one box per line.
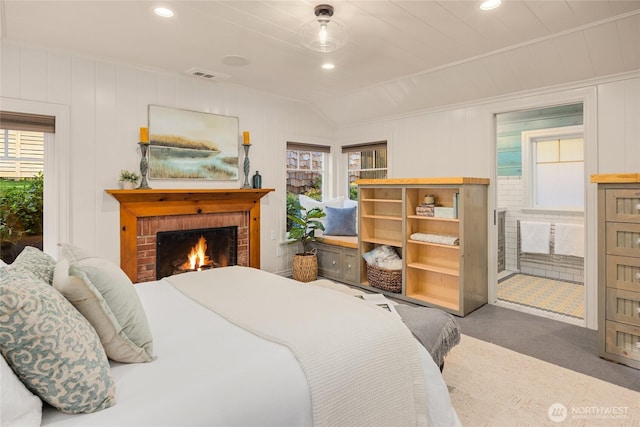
<box><xmin>456</xmin><ymin>304</ymin><xmax>640</xmax><ymax>392</ymax></box>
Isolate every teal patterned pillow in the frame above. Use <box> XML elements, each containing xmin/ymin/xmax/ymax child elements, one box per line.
<box><xmin>6</xmin><ymin>246</ymin><xmax>56</xmax><ymax>284</ymax></box>
<box><xmin>0</xmin><ymin>270</ymin><xmax>116</xmax><ymax>414</ymax></box>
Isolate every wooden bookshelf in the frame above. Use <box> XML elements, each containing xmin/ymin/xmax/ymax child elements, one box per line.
<box><xmin>356</xmin><ymin>178</ymin><xmax>488</xmax><ymax>316</ymax></box>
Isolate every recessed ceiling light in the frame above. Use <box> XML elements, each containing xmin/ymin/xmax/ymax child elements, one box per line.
<box><xmin>221</xmin><ymin>55</ymin><xmax>250</xmax><ymax>67</ymax></box>
<box><xmin>322</xmin><ymin>63</ymin><xmax>335</xmax><ymax>70</ymax></box>
<box><xmin>480</xmin><ymin>0</ymin><xmax>502</xmax><ymax>10</ymax></box>
<box><xmin>154</xmin><ymin>7</ymin><xmax>174</xmax><ymax>18</ymax></box>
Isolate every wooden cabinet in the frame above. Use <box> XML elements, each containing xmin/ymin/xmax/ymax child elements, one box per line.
<box><xmin>309</xmin><ymin>240</ymin><xmax>359</xmax><ymax>285</ymax></box>
<box><xmin>593</xmin><ymin>174</ymin><xmax>640</xmax><ymax>369</ymax></box>
<box><xmin>357</xmin><ymin>178</ymin><xmax>489</xmax><ymax>316</ymax></box>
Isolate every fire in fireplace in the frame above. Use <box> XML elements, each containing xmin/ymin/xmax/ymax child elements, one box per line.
<box><xmin>156</xmin><ymin>226</ymin><xmax>237</xmax><ymax>280</ymax></box>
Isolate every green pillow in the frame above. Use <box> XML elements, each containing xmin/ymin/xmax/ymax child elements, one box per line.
<box><xmin>5</xmin><ymin>246</ymin><xmax>56</xmax><ymax>284</ymax></box>
<box><xmin>0</xmin><ymin>270</ymin><xmax>116</xmax><ymax>414</ymax></box>
<box><xmin>53</xmin><ymin>244</ymin><xmax>155</xmax><ymax>363</ymax></box>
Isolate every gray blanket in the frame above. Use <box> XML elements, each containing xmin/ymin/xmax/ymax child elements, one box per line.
<box><xmin>396</xmin><ymin>304</ymin><xmax>460</xmax><ymax>369</ymax></box>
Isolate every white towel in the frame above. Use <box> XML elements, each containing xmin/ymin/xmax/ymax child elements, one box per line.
<box><xmin>554</xmin><ymin>223</ymin><xmax>584</xmax><ymax>257</ymax></box>
<box><xmin>520</xmin><ymin>221</ymin><xmax>551</xmax><ymax>254</ymax></box>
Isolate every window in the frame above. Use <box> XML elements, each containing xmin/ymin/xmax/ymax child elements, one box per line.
<box><xmin>0</xmin><ymin>111</ymin><xmax>52</xmax><ymax>263</ymax></box>
<box><xmin>523</xmin><ymin>126</ymin><xmax>584</xmax><ymax>210</ymax></box>
<box><xmin>343</xmin><ymin>141</ymin><xmax>387</xmax><ymax>200</ymax></box>
<box><xmin>286</xmin><ymin>142</ymin><xmax>330</xmax><ymax>230</ymax></box>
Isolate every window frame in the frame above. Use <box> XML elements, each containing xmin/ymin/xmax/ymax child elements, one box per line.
<box><xmin>342</xmin><ymin>141</ymin><xmax>388</xmax><ymax>200</ymax></box>
<box><xmin>286</xmin><ymin>142</ymin><xmax>330</xmax><ymax>201</ymax></box>
<box><xmin>521</xmin><ymin>125</ymin><xmax>584</xmax><ymax>213</ymax></box>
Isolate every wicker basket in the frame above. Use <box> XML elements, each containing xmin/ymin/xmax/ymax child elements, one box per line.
<box><xmin>366</xmin><ymin>264</ymin><xmax>402</xmax><ymax>293</ymax></box>
<box><xmin>292</xmin><ymin>253</ymin><xmax>318</xmax><ymax>282</ymax></box>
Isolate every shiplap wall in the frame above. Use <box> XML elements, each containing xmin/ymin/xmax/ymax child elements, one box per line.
<box><xmin>335</xmin><ymin>73</ymin><xmax>639</xmax><ymax>329</ymax></box>
<box><xmin>0</xmin><ymin>42</ymin><xmax>334</xmax><ymax>274</ymax></box>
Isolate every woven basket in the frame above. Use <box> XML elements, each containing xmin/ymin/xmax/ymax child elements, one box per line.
<box><xmin>292</xmin><ymin>253</ymin><xmax>318</xmax><ymax>283</ymax></box>
<box><xmin>366</xmin><ymin>264</ymin><xmax>402</xmax><ymax>293</ymax></box>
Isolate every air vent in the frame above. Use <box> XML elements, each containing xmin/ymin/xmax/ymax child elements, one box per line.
<box><xmin>185</xmin><ymin>68</ymin><xmax>231</xmax><ymax>81</ymax></box>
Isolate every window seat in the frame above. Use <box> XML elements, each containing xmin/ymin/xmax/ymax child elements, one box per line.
<box><xmin>317</xmin><ymin>235</ymin><xmax>358</xmax><ymax>249</ymax></box>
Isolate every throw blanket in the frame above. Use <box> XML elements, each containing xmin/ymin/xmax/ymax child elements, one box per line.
<box><xmin>394</xmin><ymin>305</ymin><xmax>460</xmax><ymax>368</ymax></box>
<box><xmin>410</xmin><ymin>233</ymin><xmax>459</xmax><ymax>246</ymax></box>
<box><xmin>166</xmin><ymin>266</ymin><xmax>427</xmax><ymax>427</ymax></box>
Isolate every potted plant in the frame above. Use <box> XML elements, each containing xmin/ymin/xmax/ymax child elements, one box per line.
<box><xmin>287</xmin><ymin>199</ymin><xmax>325</xmax><ymax>282</ymax></box>
<box><xmin>119</xmin><ymin>170</ymin><xmax>140</xmax><ymax>189</ymax></box>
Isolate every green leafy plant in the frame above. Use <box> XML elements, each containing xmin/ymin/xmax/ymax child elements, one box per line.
<box><xmin>119</xmin><ymin>169</ymin><xmax>140</xmax><ymax>183</ymax></box>
<box><xmin>287</xmin><ymin>199</ymin><xmax>325</xmax><ymax>255</ymax></box>
<box><xmin>0</xmin><ymin>173</ymin><xmax>44</xmax><ymax>243</ymax></box>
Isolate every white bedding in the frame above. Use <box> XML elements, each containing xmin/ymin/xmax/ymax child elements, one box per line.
<box><xmin>42</xmin><ymin>268</ymin><xmax>460</xmax><ymax>427</ymax></box>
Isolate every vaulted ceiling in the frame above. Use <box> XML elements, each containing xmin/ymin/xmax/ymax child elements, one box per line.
<box><xmin>1</xmin><ymin>1</ymin><xmax>638</xmax><ymax>125</ymax></box>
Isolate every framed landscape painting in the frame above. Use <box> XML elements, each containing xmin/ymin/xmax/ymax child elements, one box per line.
<box><xmin>148</xmin><ymin>105</ymin><xmax>239</xmax><ymax>180</ymax></box>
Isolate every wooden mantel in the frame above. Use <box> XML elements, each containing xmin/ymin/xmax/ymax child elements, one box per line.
<box><xmin>106</xmin><ymin>188</ymin><xmax>274</xmax><ymax>282</ymax></box>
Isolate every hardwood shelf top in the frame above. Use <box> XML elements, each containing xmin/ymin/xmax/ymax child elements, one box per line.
<box><xmin>106</xmin><ymin>188</ymin><xmax>274</xmax><ymax>204</ymax></box>
<box><xmin>590</xmin><ymin>173</ymin><xmax>640</xmax><ymax>184</ymax></box>
<box><xmin>357</xmin><ymin>177</ymin><xmax>489</xmax><ymax>186</ymax></box>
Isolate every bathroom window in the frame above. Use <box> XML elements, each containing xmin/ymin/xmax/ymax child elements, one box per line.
<box><xmin>522</xmin><ymin>126</ymin><xmax>584</xmax><ymax>211</ymax></box>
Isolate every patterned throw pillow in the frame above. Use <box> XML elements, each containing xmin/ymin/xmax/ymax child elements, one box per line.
<box><xmin>53</xmin><ymin>244</ymin><xmax>155</xmax><ymax>363</ymax></box>
<box><xmin>5</xmin><ymin>246</ymin><xmax>56</xmax><ymax>284</ymax></box>
<box><xmin>0</xmin><ymin>270</ymin><xmax>116</xmax><ymax>414</ymax></box>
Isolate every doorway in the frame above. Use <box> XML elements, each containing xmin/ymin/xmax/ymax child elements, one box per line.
<box><xmin>495</xmin><ymin>103</ymin><xmax>586</xmax><ymax>325</ymax></box>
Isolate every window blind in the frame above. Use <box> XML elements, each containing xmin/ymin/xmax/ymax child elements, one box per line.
<box><xmin>287</xmin><ymin>141</ymin><xmax>330</xmax><ymax>153</ymax></box>
<box><xmin>0</xmin><ymin>111</ymin><xmax>55</xmax><ymax>133</ymax></box>
<box><xmin>341</xmin><ymin>141</ymin><xmax>387</xmax><ymax>153</ymax></box>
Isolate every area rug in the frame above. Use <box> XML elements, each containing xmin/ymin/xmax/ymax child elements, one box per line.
<box><xmin>442</xmin><ymin>335</ymin><xmax>640</xmax><ymax>426</ymax></box>
<box><xmin>498</xmin><ymin>274</ymin><xmax>584</xmax><ymax>319</ymax></box>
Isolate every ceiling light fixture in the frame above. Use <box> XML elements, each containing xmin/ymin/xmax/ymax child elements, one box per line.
<box><xmin>322</xmin><ymin>63</ymin><xmax>335</xmax><ymax>70</ymax></box>
<box><xmin>299</xmin><ymin>4</ymin><xmax>347</xmax><ymax>53</ymax></box>
<box><xmin>480</xmin><ymin>0</ymin><xmax>502</xmax><ymax>10</ymax></box>
<box><xmin>154</xmin><ymin>7</ymin><xmax>175</xmax><ymax>18</ymax></box>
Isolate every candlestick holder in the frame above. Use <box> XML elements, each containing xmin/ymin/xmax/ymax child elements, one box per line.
<box><xmin>241</xmin><ymin>144</ymin><xmax>252</xmax><ymax>189</ymax></box>
<box><xmin>137</xmin><ymin>143</ymin><xmax>151</xmax><ymax>189</ymax></box>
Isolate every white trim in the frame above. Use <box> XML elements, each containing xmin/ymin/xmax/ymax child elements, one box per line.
<box><xmin>0</xmin><ymin>97</ymin><xmax>70</xmax><ymax>258</ymax></box>
<box><xmin>521</xmin><ymin>125</ymin><xmax>584</xmax><ymax>210</ymax></box>
<box><xmin>487</xmin><ymin>86</ymin><xmax>597</xmax><ymax>330</ymax></box>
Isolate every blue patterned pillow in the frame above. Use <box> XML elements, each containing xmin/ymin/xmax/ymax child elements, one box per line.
<box><xmin>0</xmin><ymin>270</ymin><xmax>116</xmax><ymax>414</ymax></box>
<box><xmin>323</xmin><ymin>206</ymin><xmax>358</xmax><ymax>236</ymax></box>
<box><xmin>5</xmin><ymin>246</ymin><xmax>56</xmax><ymax>284</ymax></box>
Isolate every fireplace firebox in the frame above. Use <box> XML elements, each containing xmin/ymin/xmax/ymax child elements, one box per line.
<box><xmin>156</xmin><ymin>226</ymin><xmax>237</xmax><ymax>280</ymax></box>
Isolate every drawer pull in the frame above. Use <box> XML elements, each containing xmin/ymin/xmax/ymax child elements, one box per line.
<box><xmin>636</xmin><ymin>203</ymin><xmax>640</xmax><ymax>212</ymax></box>
<box><xmin>332</xmin><ymin>260</ymin><xmax>336</xmax><ymax>265</ymax></box>
<box><xmin>636</xmin><ymin>273</ymin><xmax>640</xmax><ymax>281</ymax></box>
<box><xmin>347</xmin><ymin>264</ymin><xmax>352</xmax><ymax>268</ymax></box>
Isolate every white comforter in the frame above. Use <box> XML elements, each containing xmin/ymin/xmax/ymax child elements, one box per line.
<box><xmin>42</xmin><ymin>268</ymin><xmax>460</xmax><ymax>427</ymax></box>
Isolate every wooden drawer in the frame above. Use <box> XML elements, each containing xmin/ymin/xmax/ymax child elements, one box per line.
<box><xmin>606</xmin><ymin>288</ymin><xmax>640</xmax><ymax>326</ymax></box>
<box><xmin>605</xmin><ymin>222</ymin><xmax>640</xmax><ymax>257</ymax></box>
<box><xmin>606</xmin><ymin>189</ymin><xmax>640</xmax><ymax>223</ymax></box>
<box><xmin>343</xmin><ymin>252</ymin><xmax>357</xmax><ymax>283</ymax></box>
<box><xmin>606</xmin><ymin>255</ymin><xmax>640</xmax><ymax>292</ymax></box>
<box><xmin>605</xmin><ymin>320</ymin><xmax>640</xmax><ymax>363</ymax></box>
<box><xmin>316</xmin><ymin>245</ymin><xmax>342</xmax><ymax>277</ymax></box>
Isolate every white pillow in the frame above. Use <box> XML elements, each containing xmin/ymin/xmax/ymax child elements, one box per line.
<box><xmin>0</xmin><ymin>259</ymin><xmax>6</xmax><ymax>267</ymax></box>
<box><xmin>298</xmin><ymin>195</ymin><xmax>344</xmax><ymax>236</ymax></box>
<box><xmin>53</xmin><ymin>244</ymin><xmax>155</xmax><ymax>363</ymax></box>
<box><xmin>0</xmin><ymin>355</ymin><xmax>42</xmax><ymax>427</ymax></box>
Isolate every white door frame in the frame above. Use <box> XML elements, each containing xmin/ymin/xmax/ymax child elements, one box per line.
<box><xmin>486</xmin><ymin>86</ymin><xmax>597</xmax><ymax>330</ymax></box>
<box><xmin>0</xmin><ymin>97</ymin><xmax>70</xmax><ymax>257</ymax></box>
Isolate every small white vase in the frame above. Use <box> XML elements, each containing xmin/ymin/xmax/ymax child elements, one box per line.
<box><xmin>119</xmin><ymin>181</ymin><xmax>136</xmax><ymax>190</ymax></box>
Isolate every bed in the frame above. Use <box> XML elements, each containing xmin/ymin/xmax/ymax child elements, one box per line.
<box><xmin>1</xmin><ymin>246</ymin><xmax>460</xmax><ymax>427</ymax></box>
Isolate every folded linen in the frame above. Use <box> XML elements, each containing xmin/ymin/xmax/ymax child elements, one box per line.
<box><xmin>410</xmin><ymin>233</ymin><xmax>459</xmax><ymax>246</ymax></box>
<box><xmin>520</xmin><ymin>221</ymin><xmax>551</xmax><ymax>254</ymax></box>
<box><xmin>554</xmin><ymin>223</ymin><xmax>584</xmax><ymax>257</ymax></box>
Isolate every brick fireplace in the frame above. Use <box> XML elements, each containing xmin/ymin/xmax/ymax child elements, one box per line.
<box><xmin>106</xmin><ymin>188</ymin><xmax>273</xmax><ymax>283</ymax></box>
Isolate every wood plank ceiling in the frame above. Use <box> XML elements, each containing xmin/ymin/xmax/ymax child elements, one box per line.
<box><xmin>1</xmin><ymin>0</ymin><xmax>638</xmax><ymax>125</ymax></box>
